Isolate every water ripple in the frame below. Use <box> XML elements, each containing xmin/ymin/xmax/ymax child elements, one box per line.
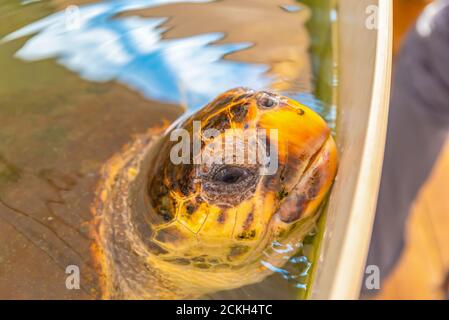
<box><xmin>2</xmin><ymin>0</ymin><xmax>272</xmax><ymax>111</ymax></box>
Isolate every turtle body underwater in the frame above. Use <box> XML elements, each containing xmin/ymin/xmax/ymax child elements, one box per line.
<box><xmin>92</xmin><ymin>87</ymin><xmax>338</xmax><ymax>299</ymax></box>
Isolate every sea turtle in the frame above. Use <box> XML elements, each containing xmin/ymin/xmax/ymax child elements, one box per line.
<box><xmin>92</xmin><ymin>87</ymin><xmax>338</xmax><ymax>299</ymax></box>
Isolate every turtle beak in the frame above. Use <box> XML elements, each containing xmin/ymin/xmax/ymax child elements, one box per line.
<box><xmin>257</xmin><ymin>96</ymin><xmax>338</xmax><ymax>223</ymax></box>
<box><xmin>258</xmin><ymin>96</ymin><xmax>334</xmax><ymax>177</ymax></box>
<box><xmin>276</xmin><ymin>135</ymin><xmax>338</xmax><ymax>223</ymax></box>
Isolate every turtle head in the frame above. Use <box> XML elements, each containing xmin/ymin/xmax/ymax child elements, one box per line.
<box><xmin>145</xmin><ymin>87</ymin><xmax>338</xmax><ymax>291</ymax></box>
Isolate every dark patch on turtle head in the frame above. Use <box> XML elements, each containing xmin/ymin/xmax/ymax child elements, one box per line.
<box><xmin>185</xmin><ymin>202</ymin><xmax>197</xmax><ymax>215</ymax></box>
<box><xmin>229</xmin><ymin>102</ymin><xmax>249</xmax><ymax>123</ymax></box>
<box><xmin>279</xmin><ymin>193</ymin><xmax>309</xmax><ymax>224</ymax></box>
<box><xmin>307</xmin><ymin>170</ymin><xmax>322</xmax><ymax>199</ymax></box>
<box><xmin>243</xmin><ymin>212</ymin><xmax>254</xmax><ymax>230</ymax></box>
<box><xmin>217</xmin><ymin>212</ymin><xmax>226</xmax><ymax>224</ymax></box>
<box><xmin>227</xmin><ymin>245</ymin><xmax>250</xmax><ymax>262</ymax></box>
<box><xmin>154</xmin><ymin>226</ymin><xmax>187</xmax><ymax>245</ymax></box>
<box><xmin>236</xmin><ymin>229</ymin><xmax>256</xmax><ymax>241</ymax></box>
<box><xmin>203</xmin><ymin>112</ymin><xmax>231</xmax><ymax>132</ymax></box>
<box><xmin>194</xmin><ymin>263</ymin><xmax>211</xmax><ymax>269</ymax></box>
<box><xmin>147</xmin><ymin>241</ymin><xmax>169</xmax><ymax>256</ymax></box>
<box><xmin>164</xmin><ymin>257</ymin><xmax>190</xmax><ymax>266</ymax></box>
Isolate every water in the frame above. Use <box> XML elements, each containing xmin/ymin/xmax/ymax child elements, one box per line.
<box><xmin>0</xmin><ymin>0</ymin><xmax>337</xmax><ymax>299</ymax></box>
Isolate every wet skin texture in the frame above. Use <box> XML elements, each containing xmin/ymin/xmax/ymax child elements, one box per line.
<box><xmin>92</xmin><ymin>87</ymin><xmax>338</xmax><ymax>299</ymax></box>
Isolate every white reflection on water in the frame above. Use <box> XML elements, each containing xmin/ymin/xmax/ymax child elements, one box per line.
<box><xmin>259</xmin><ymin>240</ymin><xmax>312</xmax><ymax>291</ymax></box>
<box><xmin>2</xmin><ymin>0</ymin><xmax>272</xmax><ymax>110</ymax></box>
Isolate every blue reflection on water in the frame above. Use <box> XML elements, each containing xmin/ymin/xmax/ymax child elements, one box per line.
<box><xmin>261</xmin><ymin>240</ymin><xmax>312</xmax><ymax>290</ymax></box>
<box><xmin>261</xmin><ymin>260</ymin><xmax>292</xmax><ymax>280</ymax></box>
<box><xmin>2</xmin><ymin>0</ymin><xmax>272</xmax><ymax>111</ymax></box>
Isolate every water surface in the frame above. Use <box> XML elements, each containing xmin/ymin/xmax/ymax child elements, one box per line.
<box><xmin>0</xmin><ymin>0</ymin><xmax>336</xmax><ymax>299</ymax></box>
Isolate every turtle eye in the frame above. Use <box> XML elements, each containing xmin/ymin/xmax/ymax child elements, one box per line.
<box><xmin>200</xmin><ymin>164</ymin><xmax>260</xmax><ymax>207</ymax></box>
<box><xmin>257</xmin><ymin>92</ymin><xmax>279</xmax><ymax>109</ymax></box>
<box><xmin>213</xmin><ymin>166</ymin><xmax>248</xmax><ymax>184</ymax></box>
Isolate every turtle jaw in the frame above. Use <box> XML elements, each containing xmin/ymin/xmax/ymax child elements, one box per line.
<box><xmin>236</xmin><ymin>136</ymin><xmax>337</xmax><ymax>282</ymax></box>
<box><xmin>275</xmin><ymin>134</ymin><xmax>338</xmax><ymax>224</ymax></box>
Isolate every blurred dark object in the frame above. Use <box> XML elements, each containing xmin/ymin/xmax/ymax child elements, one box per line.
<box><xmin>362</xmin><ymin>0</ymin><xmax>449</xmax><ymax>297</ymax></box>
<box><xmin>393</xmin><ymin>0</ymin><xmax>432</xmax><ymax>55</ymax></box>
